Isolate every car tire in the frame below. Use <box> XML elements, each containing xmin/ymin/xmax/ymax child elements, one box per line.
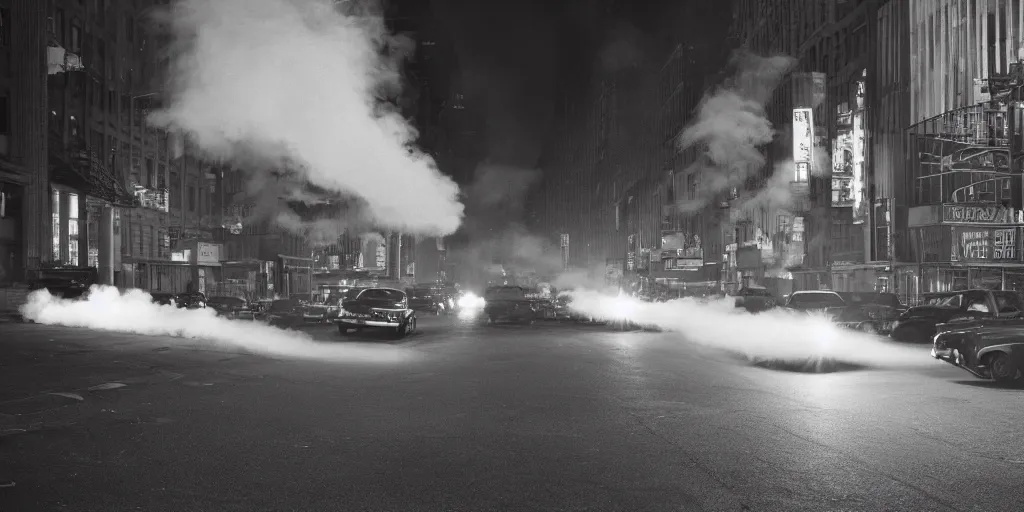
<box><xmin>392</xmin><ymin>324</ymin><xmax>408</xmax><ymax>340</ymax></box>
<box><xmin>986</xmin><ymin>351</ymin><xmax>1021</xmax><ymax>384</ymax></box>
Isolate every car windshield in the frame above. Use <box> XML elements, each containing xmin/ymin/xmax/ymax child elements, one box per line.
<box><xmin>485</xmin><ymin>287</ymin><xmax>527</xmax><ymax>300</ymax></box>
<box><xmin>739</xmin><ymin>287</ymin><xmax>772</xmax><ymax>297</ymax></box>
<box><xmin>408</xmin><ymin>288</ymin><xmax>434</xmax><ymax>298</ymax></box>
<box><xmin>208</xmin><ymin>296</ymin><xmax>245</xmax><ymax>306</ymax></box>
<box><xmin>789</xmin><ymin>292</ymin><xmax>845</xmax><ymax>307</ymax></box>
<box><xmin>359</xmin><ymin>288</ymin><xmax>406</xmax><ymax>301</ymax></box>
<box><xmin>839</xmin><ymin>292</ymin><xmax>901</xmax><ymax>307</ymax></box>
<box><xmin>924</xmin><ymin>294</ymin><xmax>963</xmax><ymax>307</ymax></box>
<box><xmin>343</xmin><ymin>288</ymin><xmax>365</xmax><ymax>300</ymax></box>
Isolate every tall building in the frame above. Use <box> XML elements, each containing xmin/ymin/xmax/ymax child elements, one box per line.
<box><xmin>1</xmin><ymin>0</ymin><xmax>50</xmax><ymax>301</ymax></box>
<box><xmin>726</xmin><ymin>0</ymin><xmax>899</xmax><ymax>294</ymax></box>
<box><xmin>40</xmin><ymin>0</ymin><xmax>233</xmax><ymax>296</ymax></box>
<box><xmin>901</xmin><ymin>0</ymin><xmax>1024</xmax><ymax>297</ymax></box>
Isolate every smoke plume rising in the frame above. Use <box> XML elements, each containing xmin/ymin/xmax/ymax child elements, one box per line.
<box><xmin>20</xmin><ymin>287</ymin><xmax>414</xmax><ymax>364</ymax></box>
<box><xmin>149</xmin><ymin>0</ymin><xmax>463</xmax><ymax>237</ymax></box>
<box><xmin>675</xmin><ymin>51</ymin><xmax>796</xmax><ymax>214</ymax></box>
<box><xmin>565</xmin><ymin>290</ymin><xmax>934</xmax><ymax>369</ymax></box>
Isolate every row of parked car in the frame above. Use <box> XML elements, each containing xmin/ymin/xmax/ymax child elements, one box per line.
<box><xmin>736</xmin><ymin>286</ymin><xmax>1024</xmax><ymax>385</ymax></box>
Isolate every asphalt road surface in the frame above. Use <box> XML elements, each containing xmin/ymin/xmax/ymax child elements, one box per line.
<box><xmin>2</xmin><ymin>313</ymin><xmax>1023</xmax><ymax>512</ymax></box>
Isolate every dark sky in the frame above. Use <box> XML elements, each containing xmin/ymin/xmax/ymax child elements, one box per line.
<box><xmin>430</xmin><ymin>0</ymin><xmax>566</xmax><ymax>169</ymax></box>
<box><xmin>426</xmin><ymin>0</ymin><xmax>732</xmax><ymax>171</ymax></box>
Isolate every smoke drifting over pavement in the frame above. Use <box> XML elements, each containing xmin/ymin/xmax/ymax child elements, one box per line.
<box><xmin>675</xmin><ymin>52</ymin><xmax>796</xmax><ymax>214</ymax></box>
<box><xmin>149</xmin><ymin>0</ymin><xmax>463</xmax><ymax>236</ymax></box>
<box><xmin>19</xmin><ymin>287</ymin><xmax>414</xmax><ymax>364</ymax></box>
<box><xmin>566</xmin><ymin>290</ymin><xmax>933</xmax><ymax>369</ymax></box>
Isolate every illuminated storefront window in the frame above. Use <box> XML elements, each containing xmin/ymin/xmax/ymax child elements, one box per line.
<box><xmin>69</xmin><ymin>193</ymin><xmax>80</xmax><ymax>266</ymax></box>
<box><xmin>51</xmin><ymin>189</ymin><xmax>60</xmax><ymax>262</ymax></box>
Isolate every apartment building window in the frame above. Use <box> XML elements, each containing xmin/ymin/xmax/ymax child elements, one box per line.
<box><xmin>145</xmin><ymin>158</ymin><xmax>155</xmax><ymax>188</ymax></box>
<box><xmin>107</xmin><ymin>89</ymin><xmax>116</xmax><ymax>115</ymax></box>
<box><xmin>170</xmin><ymin>172</ymin><xmax>181</xmax><ymax>209</ymax></box>
<box><xmin>90</xmin><ymin>129</ymin><xmax>103</xmax><ymax>154</ymax></box>
<box><xmin>92</xmin><ymin>0</ymin><xmax>104</xmax><ymax>25</ymax></box>
<box><xmin>124</xmin><ymin>13</ymin><xmax>134</xmax><ymax>43</ymax></box>
<box><xmin>158</xmin><ymin>164</ymin><xmax>166</xmax><ymax>189</ymax></box>
<box><xmin>70</xmin><ymin>23</ymin><xmax>81</xmax><ymax>53</ymax></box>
<box><xmin>51</xmin><ymin>9</ymin><xmax>65</xmax><ymax>44</ymax></box>
<box><xmin>0</xmin><ymin>92</ymin><xmax>8</xmax><ymax>156</ymax></box>
<box><xmin>188</xmin><ymin>185</ymin><xmax>196</xmax><ymax>211</ymax></box>
<box><xmin>68</xmin><ymin>115</ymin><xmax>80</xmax><ymax>139</ymax></box>
<box><xmin>51</xmin><ymin>190</ymin><xmax>61</xmax><ymax>262</ymax></box>
<box><xmin>107</xmin><ymin>134</ymin><xmax>116</xmax><ymax>168</ymax></box>
<box><xmin>0</xmin><ymin>8</ymin><xmax>10</xmax><ymax>47</ymax></box>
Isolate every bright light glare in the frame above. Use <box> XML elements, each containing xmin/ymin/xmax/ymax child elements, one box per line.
<box><xmin>458</xmin><ymin>292</ymin><xmax>486</xmax><ymax>310</ymax></box>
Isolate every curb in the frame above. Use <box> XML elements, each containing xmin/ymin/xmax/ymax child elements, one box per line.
<box><xmin>0</xmin><ymin>311</ymin><xmax>26</xmax><ymax>323</ymax></box>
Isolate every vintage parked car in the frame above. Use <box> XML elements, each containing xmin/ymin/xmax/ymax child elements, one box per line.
<box><xmin>482</xmin><ymin>285</ymin><xmax>539</xmax><ymax>324</ymax></box>
<box><xmin>406</xmin><ymin>285</ymin><xmax>451</xmax><ymax>316</ymax></box>
<box><xmin>781</xmin><ymin>290</ymin><xmax>847</xmax><ymax>313</ymax></box>
<box><xmin>173</xmin><ymin>292</ymin><xmax>207</xmax><ymax>309</ymax></box>
<box><xmin>261</xmin><ymin>298</ymin><xmax>308</xmax><ymax>328</ymax></box>
<box><xmin>27</xmin><ymin>267</ymin><xmax>97</xmax><ymax>300</ymax></box>
<box><xmin>831</xmin><ymin>292</ymin><xmax>906</xmax><ymax>334</ymax></box>
<box><xmin>734</xmin><ymin>286</ymin><xmax>777</xmax><ymax>313</ymax></box>
<box><xmin>207</xmin><ymin>296</ymin><xmax>256</xmax><ymax>320</ymax></box>
<box><xmin>301</xmin><ymin>300</ymin><xmax>340</xmax><ymax>324</ymax></box>
<box><xmin>336</xmin><ymin>287</ymin><xmax>417</xmax><ymax>339</ymax></box>
<box><xmin>931</xmin><ymin>291</ymin><xmax>1024</xmax><ymax>385</ymax></box>
<box><xmin>891</xmin><ymin>289</ymin><xmax>1020</xmax><ymax>343</ymax></box>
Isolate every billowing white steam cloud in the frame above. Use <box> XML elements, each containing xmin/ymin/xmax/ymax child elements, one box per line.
<box><xmin>675</xmin><ymin>52</ymin><xmax>796</xmax><ymax>214</ymax></box>
<box><xmin>149</xmin><ymin>0</ymin><xmax>463</xmax><ymax>236</ymax></box>
<box><xmin>566</xmin><ymin>290</ymin><xmax>933</xmax><ymax>369</ymax></box>
<box><xmin>19</xmin><ymin>287</ymin><xmax>414</xmax><ymax>364</ymax></box>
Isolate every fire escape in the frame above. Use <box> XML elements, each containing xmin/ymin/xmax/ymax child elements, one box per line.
<box><xmin>46</xmin><ymin>26</ymin><xmax>135</xmax><ymax>208</ymax></box>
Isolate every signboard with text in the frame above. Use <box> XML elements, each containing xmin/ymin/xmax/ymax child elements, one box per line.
<box><xmin>950</xmin><ymin>227</ymin><xmax>1022</xmax><ymax>262</ymax></box>
<box><xmin>196</xmin><ymin>242</ymin><xmax>222</xmax><ymax>266</ymax></box>
<box><xmin>792</xmin><ymin>108</ymin><xmax>813</xmax><ymax>165</ymax></box>
<box><xmin>943</xmin><ymin>204</ymin><xmax>1021</xmax><ymax>225</ymax></box>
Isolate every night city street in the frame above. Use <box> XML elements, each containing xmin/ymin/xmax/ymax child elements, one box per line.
<box><xmin>3</xmin><ymin>318</ymin><xmax>1023</xmax><ymax>512</ymax></box>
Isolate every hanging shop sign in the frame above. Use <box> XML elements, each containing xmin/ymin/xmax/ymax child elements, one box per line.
<box><xmin>196</xmin><ymin>242</ymin><xmax>222</xmax><ymax>266</ymax></box>
<box><xmin>943</xmin><ymin>204</ymin><xmax>1022</xmax><ymax>225</ymax></box>
<box><xmin>950</xmin><ymin>227</ymin><xmax>1023</xmax><ymax>262</ymax></box>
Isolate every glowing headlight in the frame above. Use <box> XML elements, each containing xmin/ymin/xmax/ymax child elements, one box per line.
<box><xmin>457</xmin><ymin>292</ymin><xmax>486</xmax><ymax>310</ymax></box>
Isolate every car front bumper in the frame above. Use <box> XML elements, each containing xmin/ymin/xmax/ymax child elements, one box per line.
<box><xmin>336</xmin><ymin>318</ymin><xmax>402</xmax><ymax>328</ymax></box>
<box><xmin>932</xmin><ymin>345</ymin><xmax>988</xmax><ymax>378</ymax></box>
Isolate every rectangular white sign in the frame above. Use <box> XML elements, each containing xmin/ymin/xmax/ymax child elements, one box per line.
<box><xmin>792</xmin><ymin>108</ymin><xmax>814</xmax><ymax>164</ymax></box>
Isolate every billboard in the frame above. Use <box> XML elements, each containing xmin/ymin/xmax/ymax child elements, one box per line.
<box><xmin>950</xmin><ymin>227</ymin><xmax>1022</xmax><ymax>262</ymax></box>
<box><xmin>792</xmin><ymin>108</ymin><xmax>813</xmax><ymax>182</ymax></box>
